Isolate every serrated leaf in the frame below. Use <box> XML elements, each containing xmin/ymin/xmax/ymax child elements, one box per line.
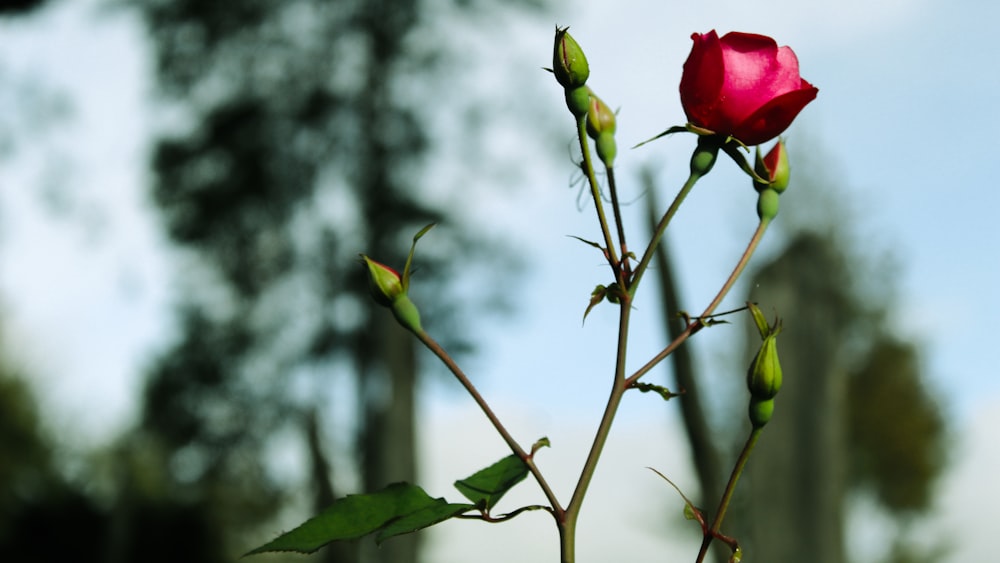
<box><xmin>375</xmin><ymin>502</ymin><xmax>473</xmax><ymax>544</ymax></box>
<box><xmin>453</xmin><ymin>454</ymin><xmax>529</xmax><ymax>510</ymax></box>
<box><xmin>246</xmin><ymin>482</ymin><xmax>449</xmax><ymax>555</ymax></box>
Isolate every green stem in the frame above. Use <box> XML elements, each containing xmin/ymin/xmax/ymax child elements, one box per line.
<box><xmin>630</xmin><ymin>137</ymin><xmax>719</xmax><ymax>297</ymax></box>
<box><xmin>695</xmin><ymin>427</ymin><xmax>764</xmax><ymax>563</ymax></box>
<box><xmin>412</xmin><ymin>329</ymin><xmax>563</xmax><ymax>517</ymax></box>
<box><xmin>626</xmin><ymin>217</ymin><xmax>771</xmax><ymax>387</ymax></box>
<box><xmin>630</xmin><ymin>169</ymin><xmax>702</xmax><ymax>298</ymax></box>
<box><xmin>561</xmin><ymin>296</ymin><xmax>633</xmax><ymax>563</ymax></box>
<box><xmin>605</xmin><ymin>166</ymin><xmax>630</xmax><ymax>273</ymax></box>
<box><xmin>576</xmin><ymin>117</ymin><xmax>621</xmax><ymax>278</ymax></box>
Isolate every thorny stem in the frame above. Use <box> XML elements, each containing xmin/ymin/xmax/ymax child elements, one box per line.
<box><xmin>605</xmin><ymin>166</ymin><xmax>630</xmax><ymax>275</ymax></box>
<box><xmin>412</xmin><ymin>329</ymin><xmax>564</xmax><ymax>519</ymax></box>
<box><xmin>562</xmin><ymin>295</ymin><xmax>633</xmax><ymax>563</ymax></box>
<box><xmin>576</xmin><ymin>116</ymin><xmax>623</xmax><ymax>283</ymax></box>
<box><xmin>629</xmin><ymin>169</ymin><xmax>703</xmax><ymax>298</ymax></box>
<box><xmin>626</xmin><ymin>217</ymin><xmax>771</xmax><ymax>387</ymax></box>
<box><xmin>695</xmin><ymin>427</ymin><xmax>764</xmax><ymax>563</ymax></box>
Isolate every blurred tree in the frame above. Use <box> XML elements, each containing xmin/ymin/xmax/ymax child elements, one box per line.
<box><xmin>0</xmin><ymin>335</ymin><xmax>111</xmax><ymax>562</ymax></box>
<box><xmin>846</xmin><ymin>337</ymin><xmax>946</xmax><ymax>515</ymax></box>
<box><xmin>734</xmin><ymin>231</ymin><xmax>947</xmax><ymax>563</ymax></box>
<box><xmin>126</xmin><ymin>0</ymin><xmax>545</xmax><ymax>561</ymax></box>
<box><xmin>0</xmin><ymin>0</ymin><xmax>48</xmax><ymax>16</ymax></box>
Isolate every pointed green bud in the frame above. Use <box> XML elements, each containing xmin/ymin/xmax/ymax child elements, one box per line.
<box><xmin>553</xmin><ymin>27</ymin><xmax>589</xmax><ymax>89</ymax></box>
<box><xmin>746</xmin><ymin>331</ymin><xmax>782</xmax><ymax>399</ymax></box>
<box><xmin>361</xmin><ymin>255</ymin><xmax>404</xmax><ymax>307</ymax></box>
<box><xmin>746</xmin><ymin>303</ymin><xmax>783</xmax><ymax>400</ymax></box>
<box><xmin>753</xmin><ymin>139</ymin><xmax>790</xmax><ymax>193</ymax></box>
<box><xmin>586</xmin><ymin>91</ymin><xmax>617</xmax><ymax>167</ymax></box>
<box><xmin>585</xmin><ymin>91</ymin><xmax>616</xmax><ymax>139</ymax></box>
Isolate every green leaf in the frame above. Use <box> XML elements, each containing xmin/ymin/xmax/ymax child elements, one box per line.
<box><xmin>632</xmin><ymin>125</ymin><xmax>690</xmax><ymax>148</ymax></box>
<box><xmin>633</xmin><ymin>382</ymin><xmax>682</xmax><ymax>401</ymax></box>
<box><xmin>567</xmin><ymin>234</ymin><xmax>603</xmax><ymax>250</ymax></box>
<box><xmin>722</xmin><ymin>142</ymin><xmax>769</xmax><ymax>184</ymax></box>
<box><xmin>583</xmin><ymin>284</ymin><xmax>607</xmax><ymax>324</ymax></box>
<box><xmin>246</xmin><ymin>482</ymin><xmax>457</xmax><ymax>555</ymax></box>
<box><xmin>375</xmin><ymin>502</ymin><xmax>473</xmax><ymax>544</ymax></box>
<box><xmin>647</xmin><ymin>467</ymin><xmax>706</xmax><ymax>531</ymax></box>
<box><xmin>748</xmin><ymin>302</ymin><xmax>769</xmax><ymax>339</ymax></box>
<box><xmin>453</xmin><ymin>454</ymin><xmax>529</xmax><ymax>511</ymax></box>
<box><xmin>530</xmin><ymin>436</ymin><xmax>551</xmax><ymax>456</ymax></box>
<box><xmin>402</xmin><ymin>223</ymin><xmax>436</xmax><ymax>289</ymax></box>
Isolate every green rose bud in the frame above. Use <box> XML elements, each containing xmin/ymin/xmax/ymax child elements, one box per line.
<box><xmin>358</xmin><ymin>224</ymin><xmax>434</xmax><ymax>335</ymax></box>
<box><xmin>746</xmin><ymin>302</ymin><xmax>783</xmax><ymax>420</ymax></box>
<box><xmin>553</xmin><ymin>26</ymin><xmax>589</xmax><ymax>89</ymax></box>
<box><xmin>753</xmin><ymin>139</ymin><xmax>790</xmax><ymax>193</ymax></box>
<box><xmin>361</xmin><ymin>255</ymin><xmax>404</xmax><ymax>307</ymax></box>
<box><xmin>586</xmin><ymin>91</ymin><xmax>617</xmax><ymax>166</ymax></box>
<box><xmin>746</xmin><ymin>328</ymin><xmax>782</xmax><ymax>399</ymax></box>
<box><xmin>585</xmin><ymin>91</ymin><xmax>616</xmax><ymax>139</ymax></box>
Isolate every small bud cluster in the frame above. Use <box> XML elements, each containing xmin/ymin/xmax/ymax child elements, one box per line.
<box><xmin>585</xmin><ymin>91</ymin><xmax>617</xmax><ymax>167</ymax></box>
<box><xmin>752</xmin><ymin>140</ymin><xmax>790</xmax><ymax>221</ymax></box>
<box><xmin>553</xmin><ymin>27</ymin><xmax>617</xmax><ymax>168</ymax></box>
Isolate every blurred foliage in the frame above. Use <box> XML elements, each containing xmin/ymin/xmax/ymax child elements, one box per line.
<box><xmin>127</xmin><ymin>0</ymin><xmax>545</xmax><ymax>560</ymax></box>
<box><xmin>0</xmin><ymin>0</ymin><xmax>47</xmax><ymax>16</ymax></box>
<box><xmin>0</xmin><ymin>367</ymin><xmax>52</xmax><ymax>541</ymax></box>
<box><xmin>733</xmin><ymin>230</ymin><xmax>948</xmax><ymax>563</ymax></box>
<box><xmin>846</xmin><ymin>337</ymin><xmax>947</xmax><ymax>514</ymax></box>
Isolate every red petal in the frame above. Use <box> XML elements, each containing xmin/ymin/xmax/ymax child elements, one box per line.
<box><xmin>679</xmin><ymin>31</ymin><xmax>726</xmax><ymax>130</ymax></box>
<box><xmin>715</xmin><ymin>33</ymin><xmax>805</xmax><ymax>127</ymax></box>
<box><xmin>732</xmin><ymin>83</ymin><xmax>819</xmax><ymax>145</ymax></box>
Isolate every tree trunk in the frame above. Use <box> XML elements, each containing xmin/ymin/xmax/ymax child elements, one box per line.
<box><xmin>737</xmin><ymin>233</ymin><xmax>848</xmax><ymax>563</ymax></box>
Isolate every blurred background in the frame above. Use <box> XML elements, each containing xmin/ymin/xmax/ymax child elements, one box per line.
<box><xmin>1</xmin><ymin>0</ymin><xmax>996</xmax><ymax>562</ymax></box>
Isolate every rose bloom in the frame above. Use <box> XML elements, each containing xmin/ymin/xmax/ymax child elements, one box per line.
<box><xmin>680</xmin><ymin>31</ymin><xmax>818</xmax><ymax>146</ymax></box>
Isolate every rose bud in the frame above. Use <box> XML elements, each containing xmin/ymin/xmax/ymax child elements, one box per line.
<box><xmin>753</xmin><ymin>139</ymin><xmax>790</xmax><ymax>193</ymax></box>
<box><xmin>746</xmin><ymin>328</ymin><xmax>782</xmax><ymax>400</ymax></box>
<box><xmin>746</xmin><ymin>302</ymin><xmax>783</xmax><ymax>399</ymax></box>
<box><xmin>680</xmin><ymin>31</ymin><xmax>818</xmax><ymax>146</ymax></box>
<box><xmin>361</xmin><ymin>255</ymin><xmax>403</xmax><ymax>307</ymax></box>
<box><xmin>553</xmin><ymin>27</ymin><xmax>589</xmax><ymax>89</ymax></box>
<box><xmin>586</xmin><ymin>90</ymin><xmax>617</xmax><ymax>166</ymax></box>
<box><xmin>360</xmin><ymin>255</ymin><xmax>423</xmax><ymax>333</ymax></box>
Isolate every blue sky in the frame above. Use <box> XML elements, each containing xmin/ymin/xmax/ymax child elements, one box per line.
<box><xmin>1</xmin><ymin>0</ymin><xmax>997</xmax><ymax>561</ymax></box>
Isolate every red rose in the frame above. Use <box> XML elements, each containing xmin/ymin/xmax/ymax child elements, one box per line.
<box><xmin>680</xmin><ymin>31</ymin><xmax>818</xmax><ymax>146</ymax></box>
